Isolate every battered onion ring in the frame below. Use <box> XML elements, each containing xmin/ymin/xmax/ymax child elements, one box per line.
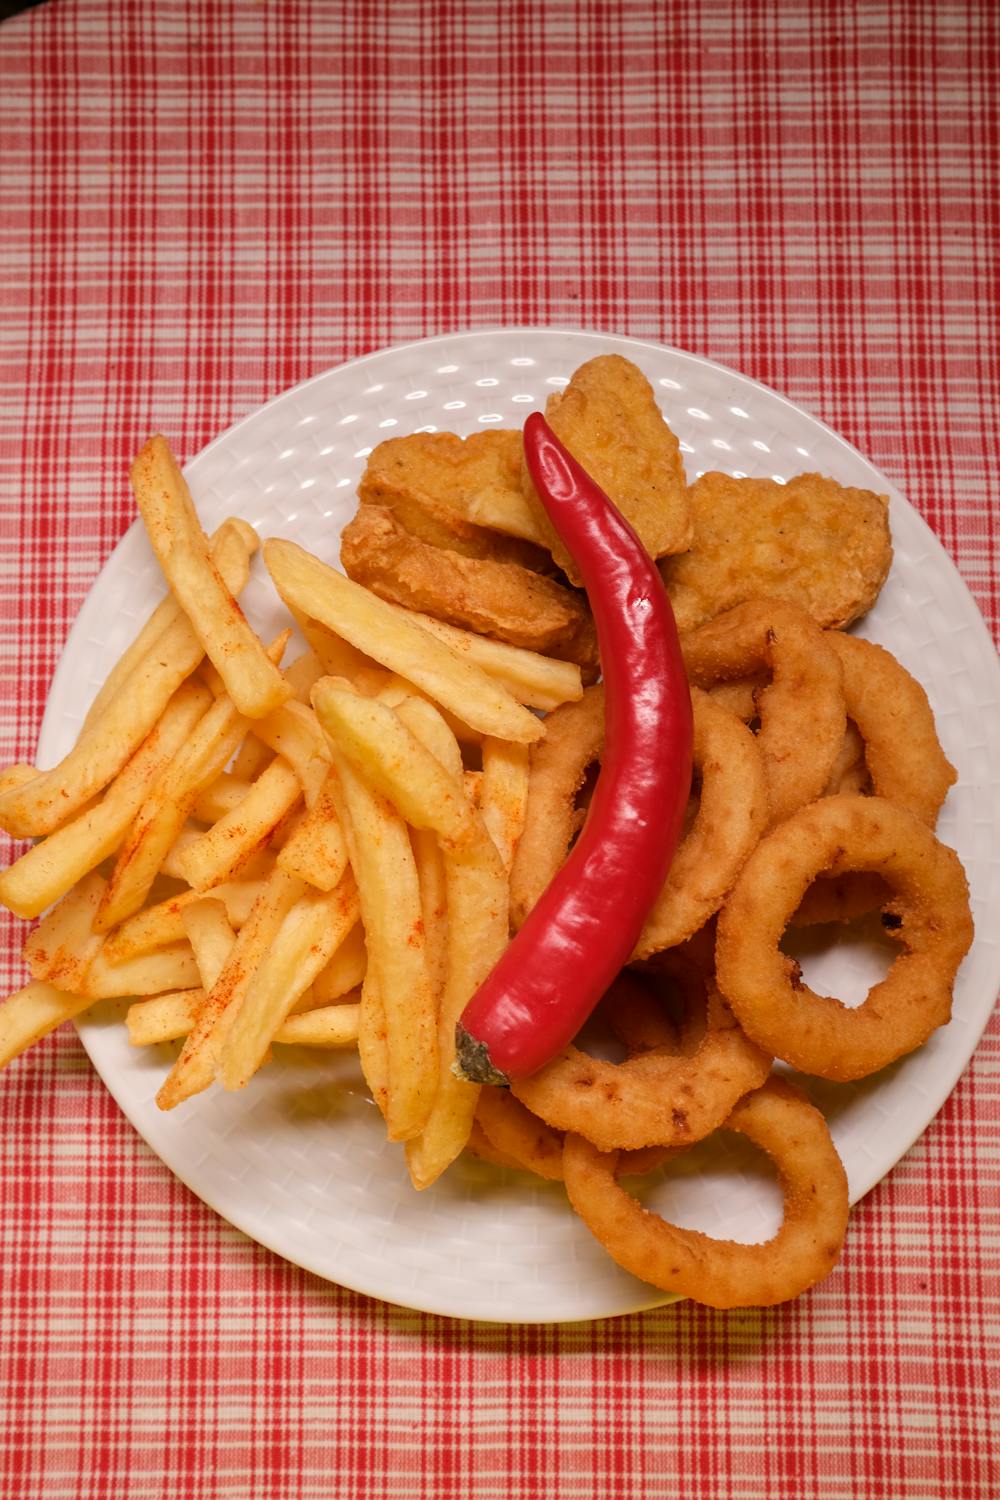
<box><xmin>509</xmin><ymin>685</ymin><xmax>768</xmax><ymax>957</ymax></box>
<box><xmin>682</xmin><ymin>599</ymin><xmax>846</xmax><ymax>824</ymax></box>
<box><xmin>510</xmin><ymin>966</ymin><xmax>772</xmax><ymax>1152</ymax></box>
<box><xmin>475</xmin><ymin>977</ymin><xmax>682</xmax><ymax>1180</ymax></box>
<box><xmin>562</xmin><ymin>1076</ymin><xmax>849</xmax><ymax>1309</ymax></box>
<box><xmin>794</xmin><ymin>634</ymin><xmax>956</xmax><ymax>927</ymax></box>
<box><xmin>716</xmin><ymin>794</ymin><xmax>974</xmax><ymax>1081</ymax></box>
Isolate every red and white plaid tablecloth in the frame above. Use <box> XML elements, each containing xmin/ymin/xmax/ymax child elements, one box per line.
<box><xmin>1</xmin><ymin>2</ymin><xmax>997</xmax><ymax>1495</ymax></box>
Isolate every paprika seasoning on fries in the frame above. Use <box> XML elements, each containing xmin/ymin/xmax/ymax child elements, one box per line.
<box><xmin>455</xmin><ymin>414</ymin><xmax>694</xmax><ymax>1084</ymax></box>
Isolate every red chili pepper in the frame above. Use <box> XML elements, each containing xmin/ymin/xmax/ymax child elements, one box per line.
<box><xmin>455</xmin><ymin>413</ymin><xmax>694</xmax><ymax>1085</ymax></box>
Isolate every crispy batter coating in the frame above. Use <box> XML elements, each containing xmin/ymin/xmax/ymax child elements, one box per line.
<box><xmin>661</xmin><ymin>471</ymin><xmax>892</xmax><ymax>632</ymax></box>
<box><xmin>360</xmin><ymin>430</ymin><xmax>544</xmax><ymax>554</ymax></box>
<box><xmin>520</xmin><ymin>355</ymin><xmax>692</xmax><ymax>584</ymax></box>
<box><xmin>340</xmin><ymin>505</ymin><xmax>598</xmax><ymax>667</ymax></box>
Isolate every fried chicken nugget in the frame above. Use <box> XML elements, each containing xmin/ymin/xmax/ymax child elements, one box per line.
<box><xmin>661</xmin><ymin>471</ymin><xmax>892</xmax><ymax>633</ymax></box>
<box><xmin>359</xmin><ymin>431</ymin><xmax>545</xmax><ymax>557</ymax></box>
<box><xmin>520</xmin><ymin>355</ymin><xmax>692</xmax><ymax>584</ymax></box>
<box><xmin>340</xmin><ymin>505</ymin><xmax>599</xmax><ymax>669</ymax></box>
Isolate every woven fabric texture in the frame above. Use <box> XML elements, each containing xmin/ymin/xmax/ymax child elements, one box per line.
<box><xmin>0</xmin><ymin>2</ymin><xmax>997</xmax><ymax>1496</ymax></box>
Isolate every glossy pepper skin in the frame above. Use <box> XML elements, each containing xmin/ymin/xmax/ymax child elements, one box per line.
<box><xmin>455</xmin><ymin>413</ymin><xmax>694</xmax><ymax>1085</ymax></box>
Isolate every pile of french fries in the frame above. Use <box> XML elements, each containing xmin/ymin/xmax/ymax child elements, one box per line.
<box><xmin>0</xmin><ymin>436</ymin><xmax>583</xmax><ymax>1188</ymax></box>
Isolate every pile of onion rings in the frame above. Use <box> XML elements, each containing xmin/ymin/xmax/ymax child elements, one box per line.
<box><xmin>476</xmin><ymin>595</ymin><xmax>973</xmax><ymax>1310</ymax></box>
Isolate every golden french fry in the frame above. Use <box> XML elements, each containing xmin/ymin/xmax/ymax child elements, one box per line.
<box><xmin>275</xmin><ymin>1001</ymin><xmax>360</xmax><ymax>1048</ymax></box>
<box><xmin>376</xmin><ymin>677</ymin><xmax>478</xmax><ymax>744</ymax></box>
<box><xmin>192</xmin><ymin>773</ymin><xmax>254</xmax><ymax>824</ymax></box>
<box><xmin>252</xmin><ymin>700</ymin><xmax>331</xmax><ymax>808</ymax></box>
<box><xmin>393</xmin><ymin>696</ymin><xmax>465</xmax><ymax>781</ymax></box>
<box><xmin>411</xmin><ymin>825</ymin><xmax>448</xmax><ymax>1019</ymax></box>
<box><xmin>0</xmin><ymin>682</ymin><xmax>212</xmax><ymax>920</ymax></box>
<box><xmin>0</xmin><ymin>524</ymin><xmax>256</xmax><ymax>839</ymax></box>
<box><xmin>265</xmin><ymin>538</ymin><xmax>544</xmax><ymax>743</ymax></box>
<box><xmin>0</xmin><ymin>983</ymin><xmax>96</xmax><ymax>1069</ymax></box>
<box><xmin>275</xmin><ymin>768</ymin><xmax>349</xmax><ymax>891</ymax></box>
<box><xmin>312</xmin><ymin>678</ymin><xmax>476</xmax><ymax>848</ymax></box>
<box><xmin>178</xmin><ymin>758</ymin><xmax>303</xmax><ymax>892</ymax></box>
<box><xmin>328</xmin><ymin>752</ymin><xmax>437</xmax><ymax>1140</ymax></box>
<box><xmin>126</xmin><ymin>989</ymin><xmax>204</xmax><ymax>1045</ymax></box>
<box><xmin>160</xmin><ymin>826</ymin><xmax>206</xmax><ymax>880</ymax></box>
<box><xmin>230</xmin><ymin>735</ymin><xmax>273</xmax><ymax>783</ymax></box>
<box><xmin>464</xmin><ymin>770</ymin><xmax>483</xmax><ymax>807</ymax></box>
<box><xmin>131</xmin><ymin>436</ymin><xmax>290</xmax><ymax>719</ymax></box>
<box><xmin>181</xmin><ymin>899</ymin><xmax>237</xmax><ymax>990</ymax></box>
<box><xmin>95</xmin><ymin>694</ymin><xmax>249</xmax><ymax>930</ymax></box>
<box><xmin>94</xmin><ymin>633</ymin><xmax>289</xmax><ymax>931</ymax></box>
<box><xmin>156</xmin><ymin>867</ymin><xmax>304</xmax><ymax>1109</ymax></box>
<box><xmin>357</xmin><ymin>971</ymin><xmax>390</xmax><ymax>1122</ymax></box>
<box><xmin>312</xmin><ymin>920</ymin><xmax>366</xmax><ymax>1003</ymax></box>
<box><xmin>81</xmin><ymin>943</ymin><xmax>201</xmax><ymax>999</ymax></box>
<box><xmin>284</xmin><ymin>650</ymin><xmax>325</xmax><ymax>704</ymax></box>
<box><xmin>22</xmin><ymin>872</ymin><xmax>108</xmax><ymax>991</ymax></box>
<box><xmin>480</xmin><ymin>738</ymin><xmax>530</xmax><ymax>873</ymax></box>
<box><xmin>104</xmin><ymin>880</ymin><xmax>265</xmax><ymax>962</ymax></box>
<box><xmin>403</xmin><ymin>611</ymin><xmax>583</xmax><ymax>711</ymax></box>
<box><xmin>286</xmin><ymin>602</ymin><xmax>388</xmax><ymax>690</ymax></box>
<box><xmin>405</xmin><ymin>815</ymin><xmax>508</xmax><ymax>1189</ymax></box>
<box><xmin>217</xmin><ymin>870</ymin><xmax>360</xmax><ymax>1089</ymax></box>
<box><xmin>81</xmin><ymin>519</ymin><xmax>259</xmax><ymax>733</ymax></box>
<box><xmin>0</xmin><ymin>765</ymin><xmax>38</xmax><ymax>797</ymax></box>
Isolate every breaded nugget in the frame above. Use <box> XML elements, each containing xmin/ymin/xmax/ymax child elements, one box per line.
<box><xmin>360</xmin><ymin>431</ymin><xmax>545</xmax><ymax>556</ymax></box>
<box><xmin>661</xmin><ymin>471</ymin><xmax>892</xmax><ymax>632</ymax></box>
<box><xmin>520</xmin><ymin>355</ymin><xmax>691</xmax><ymax>584</ymax></box>
<box><xmin>340</xmin><ymin>505</ymin><xmax>599</xmax><ymax>668</ymax></box>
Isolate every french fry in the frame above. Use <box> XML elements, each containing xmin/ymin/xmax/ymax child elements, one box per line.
<box><xmin>217</xmin><ymin>870</ymin><xmax>360</xmax><ymax>1090</ymax></box>
<box><xmin>274</xmin><ymin>1001</ymin><xmax>360</xmax><ymax>1048</ymax></box>
<box><xmin>131</xmin><ymin>436</ymin><xmax>290</xmax><ymax>719</ymax></box>
<box><xmin>480</xmin><ymin>738</ymin><xmax>530</xmax><ymax>873</ymax></box>
<box><xmin>286</xmin><ymin>602</ymin><xmax>388</xmax><ymax>691</ymax></box>
<box><xmin>81</xmin><ymin>518</ymin><xmax>259</xmax><ymax>733</ymax></box>
<box><xmin>104</xmin><ymin>880</ymin><xmax>265</xmax><ymax>962</ymax></box>
<box><xmin>252</xmin><ymin>700</ymin><xmax>331</xmax><ymax>807</ymax></box>
<box><xmin>264</xmin><ymin>538</ymin><xmax>544</xmax><ymax>743</ymax></box>
<box><xmin>0</xmin><ymin>983</ymin><xmax>96</xmax><ymax>1069</ymax></box>
<box><xmin>126</xmin><ymin>989</ymin><xmax>203</xmax><ymax>1045</ymax></box>
<box><xmin>275</xmin><ymin>768</ymin><xmax>349</xmax><ymax>891</ymax></box>
<box><xmin>357</xmin><ymin>971</ymin><xmax>390</xmax><ymax>1122</ymax></box>
<box><xmin>411</xmin><ymin>825</ymin><xmax>448</xmax><ymax>1019</ymax></box>
<box><xmin>127</xmin><ymin>992</ymin><xmax>362</xmax><ymax>1049</ymax></box>
<box><xmin>156</xmin><ymin>867</ymin><xmax>304</xmax><ymax>1108</ymax></box>
<box><xmin>393</xmin><ymin>696</ymin><xmax>465</xmax><ymax>781</ymax></box>
<box><xmin>284</xmin><ymin>650</ymin><xmax>325</xmax><ymax>704</ymax></box>
<box><xmin>0</xmin><ymin>765</ymin><xmax>38</xmax><ymax>797</ymax></box>
<box><xmin>81</xmin><ymin>943</ymin><xmax>201</xmax><ymax>999</ymax></box>
<box><xmin>0</xmin><ymin>523</ymin><xmax>256</xmax><ymax>838</ymax></box>
<box><xmin>0</xmin><ymin>682</ymin><xmax>212</xmax><ymax>920</ymax></box>
<box><xmin>312</xmin><ymin>679</ymin><xmax>476</xmax><ymax>848</ymax></box>
<box><xmin>402</xmin><ymin>611</ymin><xmax>583</xmax><ymax>711</ymax></box>
<box><xmin>391</xmin><ymin>704</ymin><xmax>510</xmax><ymax>1188</ymax></box>
<box><xmin>192</xmin><ymin>773</ymin><xmax>254</xmax><ymax>824</ymax></box>
<box><xmin>181</xmin><ymin>899</ymin><xmax>237</xmax><ymax>990</ymax></box>
<box><xmin>312</xmin><ymin>920</ymin><xmax>366</xmax><ymax>1002</ymax></box>
<box><xmin>328</xmin><ymin>752</ymin><xmax>437</xmax><ymax>1140</ymax></box>
<box><xmin>177</xmin><ymin>758</ymin><xmax>303</xmax><ymax>892</ymax></box>
<box><xmin>230</xmin><ymin>735</ymin><xmax>273</xmax><ymax>783</ymax></box>
<box><xmin>22</xmin><ymin>872</ymin><xmax>108</xmax><ymax>991</ymax></box>
<box><xmin>95</xmin><ymin>634</ymin><xmax>289</xmax><ymax>931</ymax></box>
<box><xmin>160</xmin><ymin>825</ymin><xmax>206</xmax><ymax>881</ymax></box>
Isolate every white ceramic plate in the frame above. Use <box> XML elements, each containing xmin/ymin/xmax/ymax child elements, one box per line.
<box><xmin>36</xmin><ymin>329</ymin><xmax>1000</xmax><ymax>1323</ymax></box>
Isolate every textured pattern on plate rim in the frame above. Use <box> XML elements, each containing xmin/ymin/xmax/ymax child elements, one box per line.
<box><xmin>36</xmin><ymin>330</ymin><xmax>1000</xmax><ymax>1323</ymax></box>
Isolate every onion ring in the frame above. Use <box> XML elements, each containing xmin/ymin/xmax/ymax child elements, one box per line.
<box><xmin>562</xmin><ymin>1076</ymin><xmax>849</xmax><ymax>1308</ymax></box>
<box><xmin>509</xmin><ymin>686</ymin><xmax>768</xmax><ymax>957</ymax></box>
<box><xmin>793</xmin><ymin>635</ymin><xmax>956</xmax><ymax>927</ymax></box>
<box><xmin>682</xmin><ymin>600</ymin><xmax>846</xmax><ymax>824</ymax></box>
<box><xmin>715</xmin><ymin>794</ymin><xmax>974</xmax><ymax>1080</ymax></box>
<box><xmin>510</xmin><ymin>963</ymin><xmax>772</xmax><ymax>1151</ymax></box>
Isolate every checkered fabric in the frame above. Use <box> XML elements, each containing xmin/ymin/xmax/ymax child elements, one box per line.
<box><xmin>1</xmin><ymin>1</ymin><xmax>997</xmax><ymax>1496</ymax></box>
